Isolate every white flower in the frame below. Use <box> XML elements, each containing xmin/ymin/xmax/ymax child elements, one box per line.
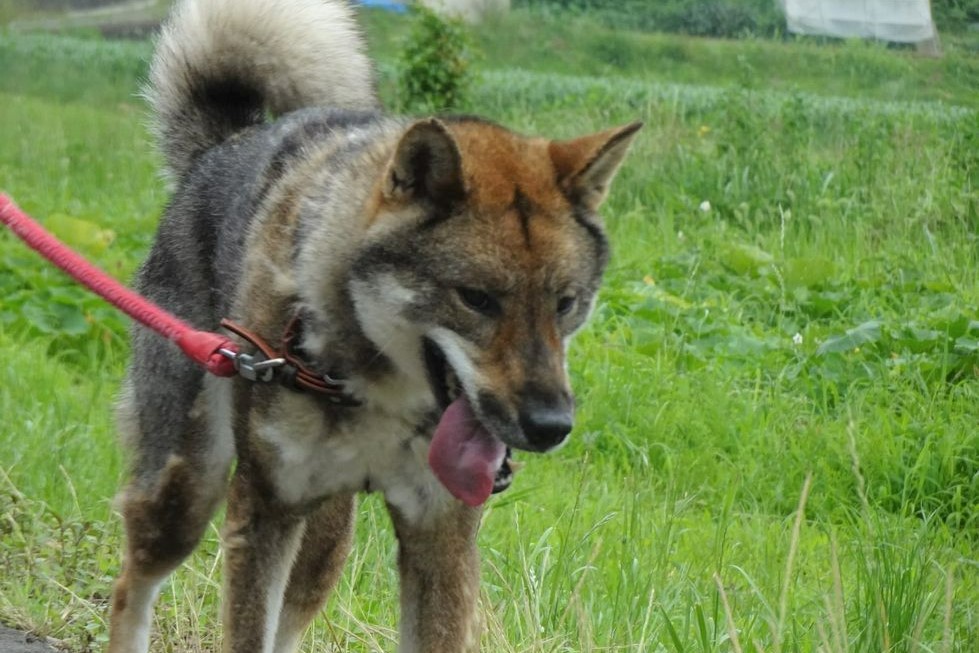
<box><xmin>699</xmin><ymin>200</ymin><xmax>711</xmax><ymax>212</ymax></box>
<box><xmin>792</xmin><ymin>332</ymin><xmax>803</xmax><ymax>346</ymax></box>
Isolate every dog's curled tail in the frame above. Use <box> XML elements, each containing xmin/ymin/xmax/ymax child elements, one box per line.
<box><xmin>147</xmin><ymin>0</ymin><xmax>377</xmax><ymax>180</ymax></box>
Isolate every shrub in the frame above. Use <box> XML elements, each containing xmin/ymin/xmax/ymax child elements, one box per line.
<box><xmin>397</xmin><ymin>4</ymin><xmax>474</xmax><ymax>113</ymax></box>
<box><xmin>932</xmin><ymin>0</ymin><xmax>979</xmax><ymax>32</ymax></box>
<box><xmin>661</xmin><ymin>2</ymin><xmax>760</xmax><ymax>38</ymax></box>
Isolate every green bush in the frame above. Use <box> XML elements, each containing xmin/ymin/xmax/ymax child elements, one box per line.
<box><xmin>397</xmin><ymin>4</ymin><xmax>474</xmax><ymax>113</ymax></box>
<box><xmin>659</xmin><ymin>2</ymin><xmax>763</xmax><ymax>37</ymax></box>
<box><xmin>932</xmin><ymin>0</ymin><xmax>979</xmax><ymax>31</ymax></box>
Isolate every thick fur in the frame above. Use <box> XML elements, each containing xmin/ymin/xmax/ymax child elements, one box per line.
<box><xmin>110</xmin><ymin>1</ymin><xmax>640</xmax><ymax>652</ymax></box>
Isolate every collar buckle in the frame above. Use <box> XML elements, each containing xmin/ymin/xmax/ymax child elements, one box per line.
<box><xmin>218</xmin><ymin>317</ymin><xmax>361</xmax><ymax>406</ymax></box>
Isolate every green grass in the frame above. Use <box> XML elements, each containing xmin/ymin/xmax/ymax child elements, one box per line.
<box><xmin>1</xmin><ymin>16</ymin><xmax>977</xmax><ymax>653</ymax></box>
<box><xmin>6</xmin><ymin>4</ymin><xmax>979</xmax><ymax>108</ymax></box>
<box><xmin>360</xmin><ymin>8</ymin><xmax>979</xmax><ymax>109</ymax></box>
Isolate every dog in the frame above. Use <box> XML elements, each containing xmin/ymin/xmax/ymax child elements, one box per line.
<box><xmin>108</xmin><ymin>0</ymin><xmax>640</xmax><ymax>650</ymax></box>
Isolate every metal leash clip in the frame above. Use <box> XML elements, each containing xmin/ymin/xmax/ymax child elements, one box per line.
<box><xmin>219</xmin><ymin>348</ymin><xmax>286</xmax><ymax>383</ymax></box>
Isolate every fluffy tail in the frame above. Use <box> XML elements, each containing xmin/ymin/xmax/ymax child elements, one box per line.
<box><xmin>147</xmin><ymin>0</ymin><xmax>378</xmax><ymax>180</ymax></box>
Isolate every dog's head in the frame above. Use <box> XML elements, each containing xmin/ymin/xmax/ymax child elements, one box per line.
<box><xmin>349</xmin><ymin>117</ymin><xmax>640</xmax><ymax>505</ymax></box>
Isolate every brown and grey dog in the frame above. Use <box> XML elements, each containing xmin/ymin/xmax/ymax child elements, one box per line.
<box><xmin>109</xmin><ymin>0</ymin><xmax>640</xmax><ymax>650</ymax></box>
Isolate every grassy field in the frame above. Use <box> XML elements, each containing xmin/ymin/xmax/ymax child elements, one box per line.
<box><xmin>1</xmin><ymin>6</ymin><xmax>978</xmax><ymax>652</ymax></box>
<box><xmin>367</xmin><ymin>9</ymin><xmax>979</xmax><ymax>109</ymax></box>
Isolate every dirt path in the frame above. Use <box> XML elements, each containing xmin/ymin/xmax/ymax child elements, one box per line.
<box><xmin>0</xmin><ymin>628</ymin><xmax>59</xmax><ymax>653</ymax></box>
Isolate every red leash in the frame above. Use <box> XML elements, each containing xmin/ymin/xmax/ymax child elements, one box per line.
<box><xmin>0</xmin><ymin>193</ymin><xmax>238</xmax><ymax>377</ymax></box>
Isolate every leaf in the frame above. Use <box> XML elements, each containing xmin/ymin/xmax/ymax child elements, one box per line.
<box><xmin>929</xmin><ymin>312</ymin><xmax>972</xmax><ymax>339</ymax></box>
<box><xmin>955</xmin><ymin>336</ymin><xmax>979</xmax><ymax>354</ymax></box>
<box><xmin>659</xmin><ymin>606</ymin><xmax>686</xmax><ymax>653</ymax></box>
<box><xmin>718</xmin><ymin>242</ymin><xmax>773</xmax><ymax>276</ymax></box>
<box><xmin>816</xmin><ymin>320</ymin><xmax>883</xmax><ymax>355</ymax></box>
<box><xmin>719</xmin><ymin>332</ymin><xmax>777</xmax><ymax>358</ymax></box>
<box><xmin>49</xmin><ymin>303</ymin><xmax>91</xmax><ymax>336</ymax></box>
<box><xmin>21</xmin><ymin>303</ymin><xmax>57</xmax><ymax>334</ymax></box>
<box><xmin>893</xmin><ymin>326</ymin><xmax>943</xmax><ymax>354</ymax></box>
<box><xmin>782</xmin><ymin>256</ymin><xmax>836</xmax><ymax>287</ymax></box>
<box><xmin>799</xmin><ymin>289</ymin><xmax>849</xmax><ymax>318</ymax></box>
<box><xmin>44</xmin><ymin>213</ymin><xmax>115</xmax><ymax>255</ymax></box>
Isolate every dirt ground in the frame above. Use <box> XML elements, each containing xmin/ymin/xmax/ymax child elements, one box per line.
<box><xmin>0</xmin><ymin>628</ymin><xmax>59</xmax><ymax>653</ymax></box>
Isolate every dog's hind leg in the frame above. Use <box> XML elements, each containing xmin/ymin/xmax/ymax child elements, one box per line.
<box><xmin>109</xmin><ymin>456</ymin><xmax>229</xmax><ymax>652</ymax></box>
<box><xmin>388</xmin><ymin>502</ymin><xmax>483</xmax><ymax>653</ymax></box>
<box><xmin>109</xmin><ymin>374</ymin><xmax>234</xmax><ymax>653</ymax></box>
<box><xmin>221</xmin><ymin>467</ymin><xmax>307</xmax><ymax>653</ymax></box>
<box><xmin>272</xmin><ymin>493</ymin><xmax>356</xmax><ymax>653</ymax></box>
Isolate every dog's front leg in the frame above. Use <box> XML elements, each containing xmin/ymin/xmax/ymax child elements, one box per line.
<box><xmin>222</xmin><ymin>467</ymin><xmax>305</xmax><ymax>653</ymax></box>
<box><xmin>388</xmin><ymin>501</ymin><xmax>483</xmax><ymax>653</ymax></box>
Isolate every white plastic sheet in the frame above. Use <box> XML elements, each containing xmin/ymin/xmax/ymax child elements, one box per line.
<box><xmin>781</xmin><ymin>0</ymin><xmax>936</xmax><ymax>43</ymax></box>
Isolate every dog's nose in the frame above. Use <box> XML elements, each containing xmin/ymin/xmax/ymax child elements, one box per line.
<box><xmin>519</xmin><ymin>399</ymin><xmax>574</xmax><ymax>452</ymax></box>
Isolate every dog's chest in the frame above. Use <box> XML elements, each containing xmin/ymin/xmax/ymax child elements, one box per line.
<box><xmin>252</xmin><ymin>384</ymin><xmax>449</xmax><ymax>522</ymax></box>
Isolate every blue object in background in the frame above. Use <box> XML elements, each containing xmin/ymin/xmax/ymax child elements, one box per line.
<box><xmin>359</xmin><ymin>0</ymin><xmax>408</xmax><ymax>13</ymax></box>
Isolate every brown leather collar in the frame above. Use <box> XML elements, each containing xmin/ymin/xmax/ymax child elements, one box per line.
<box><xmin>220</xmin><ymin>314</ymin><xmax>361</xmax><ymax>406</ymax></box>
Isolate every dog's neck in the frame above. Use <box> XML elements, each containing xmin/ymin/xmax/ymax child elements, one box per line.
<box><xmin>294</xmin><ymin>294</ymin><xmax>390</xmax><ymax>378</ymax></box>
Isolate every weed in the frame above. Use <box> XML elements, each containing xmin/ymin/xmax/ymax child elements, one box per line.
<box><xmin>397</xmin><ymin>4</ymin><xmax>474</xmax><ymax>113</ymax></box>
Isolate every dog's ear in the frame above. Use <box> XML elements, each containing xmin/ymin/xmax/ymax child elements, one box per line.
<box><xmin>384</xmin><ymin>119</ymin><xmax>465</xmax><ymax>208</ymax></box>
<box><xmin>549</xmin><ymin>121</ymin><xmax>643</xmax><ymax>211</ymax></box>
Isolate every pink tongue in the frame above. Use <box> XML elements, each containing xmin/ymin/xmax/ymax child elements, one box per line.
<box><xmin>428</xmin><ymin>396</ymin><xmax>507</xmax><ymax>507</ymax></box>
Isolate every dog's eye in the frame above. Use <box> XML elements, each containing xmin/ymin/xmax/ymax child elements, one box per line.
<box><xmin>557</xmin><ymin>295</ymin><xmax>577</xmax><ymax>316</ymax></box>
<box><xmin>457</xmin><ymin>287</ymin><xmax>499</xmax><ymax>316</ymax></box>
